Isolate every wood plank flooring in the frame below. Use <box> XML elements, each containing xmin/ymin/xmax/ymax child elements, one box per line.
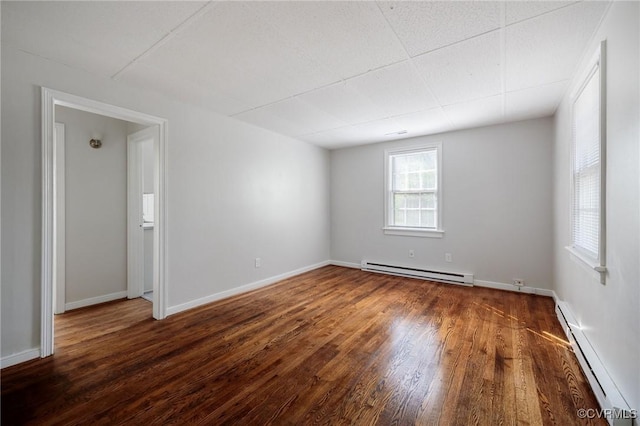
<box><xmin>1</xmin><ymin>266</ymin><xmax>604</xmax><ymax>425</ymax></box>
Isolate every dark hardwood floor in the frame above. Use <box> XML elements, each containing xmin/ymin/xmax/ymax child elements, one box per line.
<box><xmin>2</xmin><ymin>266</ymin><xmax>603</xmax><ymax>425</ymax></box>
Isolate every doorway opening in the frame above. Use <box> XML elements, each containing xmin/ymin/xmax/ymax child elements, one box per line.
<box><xmin>41</xmin><ymin>87</ymin><xmax>168</xmax><ymax>358</ymax></box>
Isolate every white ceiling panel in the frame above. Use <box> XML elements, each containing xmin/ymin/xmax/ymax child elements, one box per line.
<box><xmin>235</xmin><ymin>98</ymin><xmax>346</xmax><ymax>137</ymax></box>
<box><xmin>303</xmin><ymin>117</ymin><xmax>406</xmax><ymax>149</ymax></box>
<box><xmin>347</xmin><ymin>60</ymin><xmax>439</xmax><ymax>117</ymax></box>
<box><xmin>349</xmin><ymin>117</ymin><xmax>406</xmax><ymax>142</ymax></box>
<box><xmin>413</xmin><ymin>31</ymin><xmax>502</xmax><ymax>106</ymax></box>
<box><xmin>393</xmin><ymin>108</ymin><xmax>454</xmax><ymax>137</ymax></box>
<box><xmin>505</xmin><ymin>1</ymin><xmax>577</xmax><ymax>25</ymax></box>
<box><xmin>300</xmin><ymin>126</ymin><xmax>365</xmax><ymax>150</ymax></box>
<box><xmin>506</xmin><ymin>1</ymin><xmax>609</xmax><ymax>91</ymax></box>
<box><xmin>2</xmin><ymin>1</ymin><xmax>205</xmax><ymax>77</ymax></box>
<box><xmin>443</xmin><ymin>96</ymin><xmax>504</xmax><ymax>130</ymax></box>
<box><xmin>246</xmin><ymin>1</ymin><xmax>408</xmax><ymax>80</ymax></box>
<box><xmin>378</xmin><ymin>1</ymin><xmax>501</xmax><ymax>56</ymax></box>
<box><xmin>505</xmin><ymin>80</ymin><xmax>568</xmax><ymax>122</ymax></box>
<box><xmin>138</xmin><ymin>2</ymin><xmax>341</xmax><ymax>109</ymax></box>
<box><xmin>118</xmin><ymin>63</ymin><xmax>250</xmax><ymax>116</ymax></box>
<box><xmin>298</xmin><ymin>81</ymin><xmax>388</xmax><ymax>125</ymax></box>
<box><xmin>4</xmin><ymin>1</ymin><xmax>611</xmax><ymax>149</ymax></box>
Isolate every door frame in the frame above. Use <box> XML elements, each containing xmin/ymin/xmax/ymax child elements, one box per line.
<box><xmin>127</xmin><ymin>126</ymin><xmax>158</xmax><ymax>299</ymax></box>
<box><xmin>41</xmin><ymin>87</ymin><xmax>169</xmax><ymax>357</ymax></box>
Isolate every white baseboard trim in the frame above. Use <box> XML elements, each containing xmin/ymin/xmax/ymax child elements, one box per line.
<box><xmin>166</xmin><ymin>261</ymin><xmax>331</xmax><ymax>317</ymax></box>
<box><xmin>1</xmin><ymin>348</ymin><xmax>40</xmax><ymax>369</ymax></box>
<box><xmin>474</xmin><ymin>279</ymin><xmax>555</xmax><ymax>298</ymax></box>
<box><xmin>65</xmin><ymin>291</ymin><xmax>127</xmax><ymax>311</ymax></box>
<box><xmin>330</xmin><ymin>260</ymin><xmax>360</xmax><ymax>269</ymax></box>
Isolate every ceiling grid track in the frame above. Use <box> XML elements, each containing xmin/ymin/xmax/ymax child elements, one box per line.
<box><xmin>500</xmin><ymin>2</ymin><xmax>507</xmax><ymax>118</ymax></box>
<box><xmin>373</xmin><ymin>2</ymin><xmax>455</xmax><ymax>130</ymax></box>
<box><xmin>111</xmin><ymin>1</ymin><xmax>217</xmax><ymax>80</ymax></box>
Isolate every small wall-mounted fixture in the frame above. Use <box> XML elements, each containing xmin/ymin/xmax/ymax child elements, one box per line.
<box><xmin>89</xmin><ymin>132</ymin><xmax>102</xmax><ymax>149</ymax></box>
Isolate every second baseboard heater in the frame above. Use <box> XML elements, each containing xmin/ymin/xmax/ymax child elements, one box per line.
<box><xmin>361</xmin><ymin>260</ymin><xmax>473</xmax><ymax>286</ymax></box>
<box><xmin>556</xmin><ymin>302</ymin><xmax>634</xmax><ymax>426</ymax></box>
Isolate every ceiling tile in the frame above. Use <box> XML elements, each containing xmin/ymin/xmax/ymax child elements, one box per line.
<box><xmin>300</xmin><ymin>127</ymin><xmax>364</xmax><ymax>149</ymax></box>
<box><xmin>298</xmin><ymin>81</ymin><xmax>388</xmax><ymax>125</ymax></box>
<box><xmin>139</xmin><ymin>2</ymin><xmax>342</xmax><ymax>109</ymax></box>
<box><xmin>349</xmin><ymin>117</ymin><xmax>405</xmax><ymax>142</ymax></box>
<box><xmin>301</xmin><ymin>116</ymin><xmax>410</xmax><ymax>149</ymax></box>
<box><xmin>393</xmin><ymin>108</ymin><xmax>454</xmax><ymax>137</ymax></box>
<box><xmin>443</xmin><ymin>96</ymin><xmax>504</xmax><ymax>130</ymax></box>
<box><xmin>505</xmin><ymin>1</ymin><xmax>609</xmax><ymax>91</ymax></box>
<box><xmin>378</xmin><ymin>1</ymin><xmax>501</xmax><ymax>56</ymax></box>
<box><xmin>118</xmin><ymin>63</ymin><xmax>250</xmax><ymax>116</ymax></box>
<box><xmin>2</xmin><ymin>1</ymin><xmax>206</xmax><ymax>77</ymax></box>
<box><xmin>505</xmin><ymin>1</ymin><xmax>577</xmax><ymax>25</ymax></box>
<box><xmin>347</xmin><ymin>60</ymin><xmax>439</xmax><ymax>117</ymax></box>
<box><xmin>413</xmin><ymin>31</ymin><xmax>502</xmax><ymax>106</ymax></box>
<box><xmin>505</xmin><ymin>80</ymin><xmax>568</xmax><ymax>122</ymax></box>
<box><xmin>234</xmin><ymin>98</ymin><xmax>346</xmax><ymax>137</ymax></box>
<box><xmin>3</xmin><ymin>1</ymin><xmax>611</xmax><ymax>149</ymax></box>
<box><xmin>246</xmin><ymin>1</ymin><xmax>408</xmax><ymax>80</ymax></box>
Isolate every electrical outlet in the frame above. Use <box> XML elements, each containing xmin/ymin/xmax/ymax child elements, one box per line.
<box><xmin>408</xmin><ymin>250</ymin><xmax>415</xmax><ymax>258</ymax></box>
<box><xmin>514</xmin><ymin>279</ymin><xmax>524</xmax><ymax>287</ymax></box>
<box><xmin>445</xmin><ymin>253</ymin><xmax>452</xmax><ymax>263</ymax></box>
<box><xmin>255</xmin><ymin>258</ymin><xmax>261</xmax><ymax>268</ymax></box>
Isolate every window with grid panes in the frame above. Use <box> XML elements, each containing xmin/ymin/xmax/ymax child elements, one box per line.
<box><xmin>384</xmin><ymin>144</ymin><xmax>442</xmax><ymax>237</ymax></box>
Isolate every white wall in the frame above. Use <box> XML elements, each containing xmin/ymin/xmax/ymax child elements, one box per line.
<box><xmin>56</xmin><ymin>106</ymin><xmax>128</xmax><ymax>304</ymax></box>
<box><xmin>0</xmin><ymin>43</ymin><xmax>330</xmax><ymax>359</ymax></box>
<box><xmin>553</xmin><ymin>1</ymin><xmax>639</xmax><ymax>411</ymax></box>
<box><xmin>331</xmin><ymin>117</ymin><xmax>554</xmax><ymax>289</ymax></box>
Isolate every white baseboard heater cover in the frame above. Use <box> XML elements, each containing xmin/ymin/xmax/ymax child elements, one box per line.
<box><xmin>556</xmin><ymin>302</ymin><xmax>634</xmax><ymax>426</ymax></box>
<box><xmin>361</xmin><ymin>260</ymin><xmax>473</xmax><ymax>286</ymax></box>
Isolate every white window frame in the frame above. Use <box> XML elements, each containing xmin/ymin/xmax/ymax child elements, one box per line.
<box><xmin>383</xmin><ymin>142</ymin><xmax>444</xmax><ymax>238</ymax></box>
<box><xmin>565</xmin><ymin>40</ymin><xmax>607</xmax><ymax>283</ymax></box>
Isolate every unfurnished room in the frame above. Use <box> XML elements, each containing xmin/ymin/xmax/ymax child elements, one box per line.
<box><xmin>1</xmin><ymin>1</ymin><xmax>639</xmax><ymax>425</ymax></box>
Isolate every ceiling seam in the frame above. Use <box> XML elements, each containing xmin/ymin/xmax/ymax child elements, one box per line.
<box><xmin>500</xmin><ymin>2</ymin><xmax>507</xmax><ymax>118</ymax></box>
<box><xmin>229</xmin><ymin>58</ymin><xmax>415</xmax><ymax>117</ymax></box>
<box><xmin>409</xmin><ymin>27</ymin><xmax>501</xmax><ymax>59</ymax></box>
<box><xmin>506</xmin><ymin>78</ymin><xmax>570</xmax><ymax>95</ymax></box>
<box><xmin>110</xmin><ymin>1</ymin><xmax>217</xmax><ymax>80</ymax></box>
<box><xmin>230</xmin><ymin>2</ymin><xmax>428</xmax><ymax>120</ymax></box>
<box><xmin>373</xmin><ymin>1</ymin><xmax>454</xmax><ymax>130</ymax></box>
<box><xmin>505</xmin><ymin>1</ymin><xmax>583</xmax><ymax>28</ymax></box>
<box><xmin>406</xmin><ymin>2</ymin><xmax>583</xmax><ymax>63</ymax></box>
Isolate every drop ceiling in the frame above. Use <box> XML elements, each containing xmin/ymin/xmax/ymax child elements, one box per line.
<box><xmin>2</xmin><ymin>1</ymin><xmax>610</xmax><ymax>149</ymax></box>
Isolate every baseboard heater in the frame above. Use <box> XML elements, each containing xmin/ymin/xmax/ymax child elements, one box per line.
<box><xmin>361</xmin><ymin>260</ymin><xmax>473</xmax><ymax>286</ymax></box>
<box><xmin>555</xmin><ymin>302</ymin><xmax>634</xmax><ymax>426</ymax></box>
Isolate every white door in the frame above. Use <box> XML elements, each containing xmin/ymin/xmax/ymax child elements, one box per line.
<box><xmin>127</xmin><ymin>126</ymin><xmax>158</xmax><ymax>299</ymax></box>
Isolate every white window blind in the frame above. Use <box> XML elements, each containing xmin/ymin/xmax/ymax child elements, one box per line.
<box><xmin>570</xmin><ymin>46</ymin><xmax>605</xmax><ymax>269</ymax></box>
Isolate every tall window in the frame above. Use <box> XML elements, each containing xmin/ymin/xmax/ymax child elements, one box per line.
<box><xmin>568</xmin><ymin>41</ymin><xmax>606</xmax><ymax>281</ymax></box>
<box><xmin>384</xmin><ymin>143</ymin><xmax>443</xmax><ymax>238</ymax></box>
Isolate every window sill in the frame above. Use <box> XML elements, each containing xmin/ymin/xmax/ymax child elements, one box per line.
<box><xmin>565</xmin><ymin>246</ymin><xmax>606</xmax><ymax>283</ymax></box>
<box><xmin>383</xmin><ymin>227</ymin><xmax>444</xmax><ymax>238</ymax></box>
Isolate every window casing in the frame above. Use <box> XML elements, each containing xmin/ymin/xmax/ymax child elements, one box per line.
<box><xmin>384</xmin><ymin>143</ymin><xmax>443</xmax><ymax>238</ymax></box>
<box><xmin>567</xmin><ymin>41</ymin><xmax>606</xmax><ymax>282</ymax></box>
